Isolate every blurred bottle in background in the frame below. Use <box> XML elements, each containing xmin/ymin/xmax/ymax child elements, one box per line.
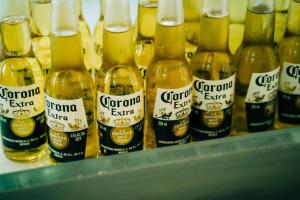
<box><xmin>228</xmin><ymin>0</ymin><xmax>247</xmax><ymax>55</ymax></box>
<box><xmin>77</xmin><ymin>0</ymin><xmax>93</xmax><ymax>74</ymax></box>
<box><xmin>274</xmin><ymin>0</ymin><xmax>289</xmax><ymax>45</ymax></box>
<box><xmin>183</xmin><ymin>0</ymin><xmax>202</xmax><ymax>62</ymax></box>
<box><xmin>29</xmin><ymin>0</ymin><xmax>51</xmax><ymax>76</ymax></box>
<box><xmin>135</xmin><ymin>0</ymin><xmax>158</xmax><ymax>86</ymax></box>
<box><xmin>94</xmin><ymin>0</ymin><xmax>105</xmax><ymax>76</ymax></box>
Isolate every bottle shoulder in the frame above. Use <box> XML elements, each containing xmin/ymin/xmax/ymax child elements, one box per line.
<box><xmin>190</xmin><ymin>51</ymin><xmax>234</xmax><ymax>79</ymax></box>
<box><xmin>45</xmin><ymin>68</ymin><xmax>94</xmax><ymax>98</ymax></box>
<box><xmin>0</xmin><ymin>57</ymin><xmax>44</xmax><ymax>87</ymax></box>
<box><xmin>95</xmin><ymin>64</ymin><xmax>144</xmax><ymax>95</ymax></box>
<box><xmin>279</xmin><ymin>36</ymin><xmax>300</xmax><ymax>64</ymax></box>
<box><xmin>147</xmin><ymin>59</ymin><xmax>192</xmax><ymax>88</ymax></box>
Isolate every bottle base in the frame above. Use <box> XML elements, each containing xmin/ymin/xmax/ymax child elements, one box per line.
<box><xmin>3</xmin><ymin>144</ymin><xmax>47</xmax><ymax>162</ymax></box>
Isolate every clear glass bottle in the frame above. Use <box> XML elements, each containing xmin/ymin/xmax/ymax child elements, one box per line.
<box><xmin>135</xmin><ymin>0</ymin><xmax>158</xmax><ymax>85</ymax></box>
<box><xmin>228</xmin><ymin>0</ymin><xmax>247</xmax><ymax>55</ymax></box>
<box><xmin>277</xmin><ymin>0</ymin><xmax>300</xmax><ymax>128</ymax></box>
<box><xmin>77</xmin><ymin>0</ymin><xmax>93</xmax><ymax>74</ymax></box>
<box><xmin>0</xmin><ymin>0</ymin><xmax>47</xmax><ymax>161</ymax></box>
<box><xmin>29</xmin><ymin>0</ymin><xmax>51</xmax><ymax>76</ymax></box>
<box><xmin>183</xmin><ymin>0</ymin><xmax>202</xmax><ymax>62</ymax></box>
<box><xmin>94</xmin><ymin>0</ymin><xmax>105</xmax><ymax>75</ymax></box>
<box><xmin>232</xmin><ymin>0</ymin><xmax>279</xmax><ymax>135</ymax></box>
<box><xmin>146</xmin><ymin>0</ymin><xmax>193</xmax><ymax>148</ymax></box>
<box><xmin>95</xmin><ymin>0</ymin><xmax>144</xmax><ymax>155</ymax></box>
<box><xmin>274</xmin><ymin>0</ymin><xmax>290</xmax><ymax>44</ymax></box>
<box><xmin>45</xmin><ymin>0</ymin><xmax>98</xmax><ymax>162</ymax></box>
<box><xmin>190</xmin><ymin>0</ymin><xmax>235</xmax><ymax>140</ymax></box>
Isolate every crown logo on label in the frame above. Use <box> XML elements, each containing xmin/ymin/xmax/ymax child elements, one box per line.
<box><xmin>50</xmin><ymin>121</ymin><xmax>65</xmax><ymax>131</ymax></box>
<box><xmin>12</xmin><ymin>109</ymin><xmax>30</xmax><ymax>119</ymax></box>
<box><xmin>206</xmin><ymin>102</ymin><xmax>222</xmax><ymax>111</ymax></box>
<box><xmin>114</xmin><ymin>118</ymin><xmax>131</xmax><ymax>127</ymax></box>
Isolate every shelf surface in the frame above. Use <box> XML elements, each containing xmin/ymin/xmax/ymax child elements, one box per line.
<box><xmin>0</xmin><ymin>127</ymin><xmax>300</xmax><ymax>200</ymax></box>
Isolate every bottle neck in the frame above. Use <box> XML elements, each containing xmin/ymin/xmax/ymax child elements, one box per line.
<box><xmin>286</xmin><ymin>0</ymin><xmax>300</xmax><ymax>36</ymax></box>
<box><xmin>154</xmin><ymin>0</ymin><xmax>185</xmax><ymax>59</ymax></box>
<box><xmin>198</xmin><ymin>0</ymin><xmax>229</xmax><ymax>51</ymax></box>
<box><xmin>51</xmin><ymin>0</ymin><xmax>84</xmax><ymax>69</ymax></box>
<box><xmin>244</xmin><ymin>1</ymin><xmax>275</xmax><ymax>45</ymax></box>
<box><xmin>103</xmin><ymin>0</ymin><xmax>135</xmax><ymax>67</ymax></box>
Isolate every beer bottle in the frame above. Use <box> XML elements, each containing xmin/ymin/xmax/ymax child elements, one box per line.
<box><xmin>0</xmin><ymin>0</ymin><xmax>47</xmax><ymax>161</ymax></box>
<box><xmin>277</xmin><ymin>0</ymin><xmax>300</xmax><ymax>128</ymax></box>
<box><xmin>233</xmin><ymin>0</ymin><xmax>279</xmax><ymax>134</ymax></box>
<box><xmin>95</xmin><ymin>0</ymin><xmax>144</xmax><ymax>155</ymax></box>
<box><xmin>45</xmin><ymin>0</ymin><xmax>98</xmax><ymax>162</ymax></box>
<box><xmin>190</xmin><ymin>0</ymin><xmax>235</xmax><ymax>140</ymax></box>
<box><xmin>146</xmin><ymin>0</ymin><xmax>193</xmax><ymax>147</ymax></box>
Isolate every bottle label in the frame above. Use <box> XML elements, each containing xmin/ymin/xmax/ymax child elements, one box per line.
<box><xmin>153</xmin><ymin>83</ymin><xmax>193</xmax><ymax>146</ymax></box>
<box><xmin>191</xmin><ymin>74</ymin><xmax>235</xmax><ymax>139</ymax></box>
<box><xmin>245</xmin><ymin>67</ymin><xmax>280</xmax><ymax>132</ymax></box>
<box><xmin>97</xmin><ymin>90</ymin><xmax>144</xmax><ymax>155</ymax></box>
<box><xmin>0</xmin><ymin>84</ymin><xmax>47</xmax><ymax>150</ymax></box>
<box><xmin>45</xmin><ymin>95</ymin><xmax>88</xmax><ymax>162</ymax></box>
<box><xmin>278</xmin><ymin>62</ymin><xmax>300</xmax><ymax>123</ymax></box>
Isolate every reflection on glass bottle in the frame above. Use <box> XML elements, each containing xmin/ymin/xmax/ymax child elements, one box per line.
<box><xmin>94</xmin><ymin>0</ymin><xmax>105</xmax><ymax>75</ymax></box>
<box><xmin>277</xmin><ymin>0</ymin><xmax>300</xmax><ymax>128</ymax></box>
<box><xmin>135</xmin><ymin>0</ymin><xmax>158</xmax><ymax>87</ymax></box>
<box><xmin>183</xmin><ymin>0</ymin><xmax>202</xmax><ymax>62</ymax></box>
<box><xmin>29</xmin><ymin>0</ymin><xmax>51</xmax><ymax>76</ymax></box>
<box><xmin>77</xmin><ymin>0</ymin><xmax>93</xmax><ymax>74</ymax></box>
<box><xmin>228</xmin><ymin>0</ymin><xmax>247</xmax><ymax>55</ymax></box>
<box><xmin>146</xmin><ymin>0</ymin><xmax>193</xmax><ymax>148</ymax></box>
<box><xmin>233</xmin><ymin>0</ymin><xmax>279</xmax><ymax>135</ymax></box>
<box><xmin>45</xmin><ymin>0</ymin><xmax>98</xmax><ymax>162</ymax></box>
<box><xmin>274</xmin><ymin>0</ymin><xmax>289</xmax><ymax>45</ymax></box>
<box><xmin>95</xmin><ymin>0</ymin><xmax>144</xmax><ymax>155</ymax></box>
<box><xmin>190</xmin><ymin>0</ymin><xmax>235</xmax><ymax>141</ymax></box>
<box><xmin>0</xmin><ymin>0</ymin><xmax>47</xmax><ymax>161</ymax></box>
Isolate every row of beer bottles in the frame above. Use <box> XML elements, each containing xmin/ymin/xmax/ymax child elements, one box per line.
<box><xmin>0</xmin><ymin>0</ymin><xmax>289</xmax><ymax>76</ymax></box>
<box><xmin>0</xmin><ymin>0</ymin><xmax>300</xmax><ymax>163</ymax></box>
